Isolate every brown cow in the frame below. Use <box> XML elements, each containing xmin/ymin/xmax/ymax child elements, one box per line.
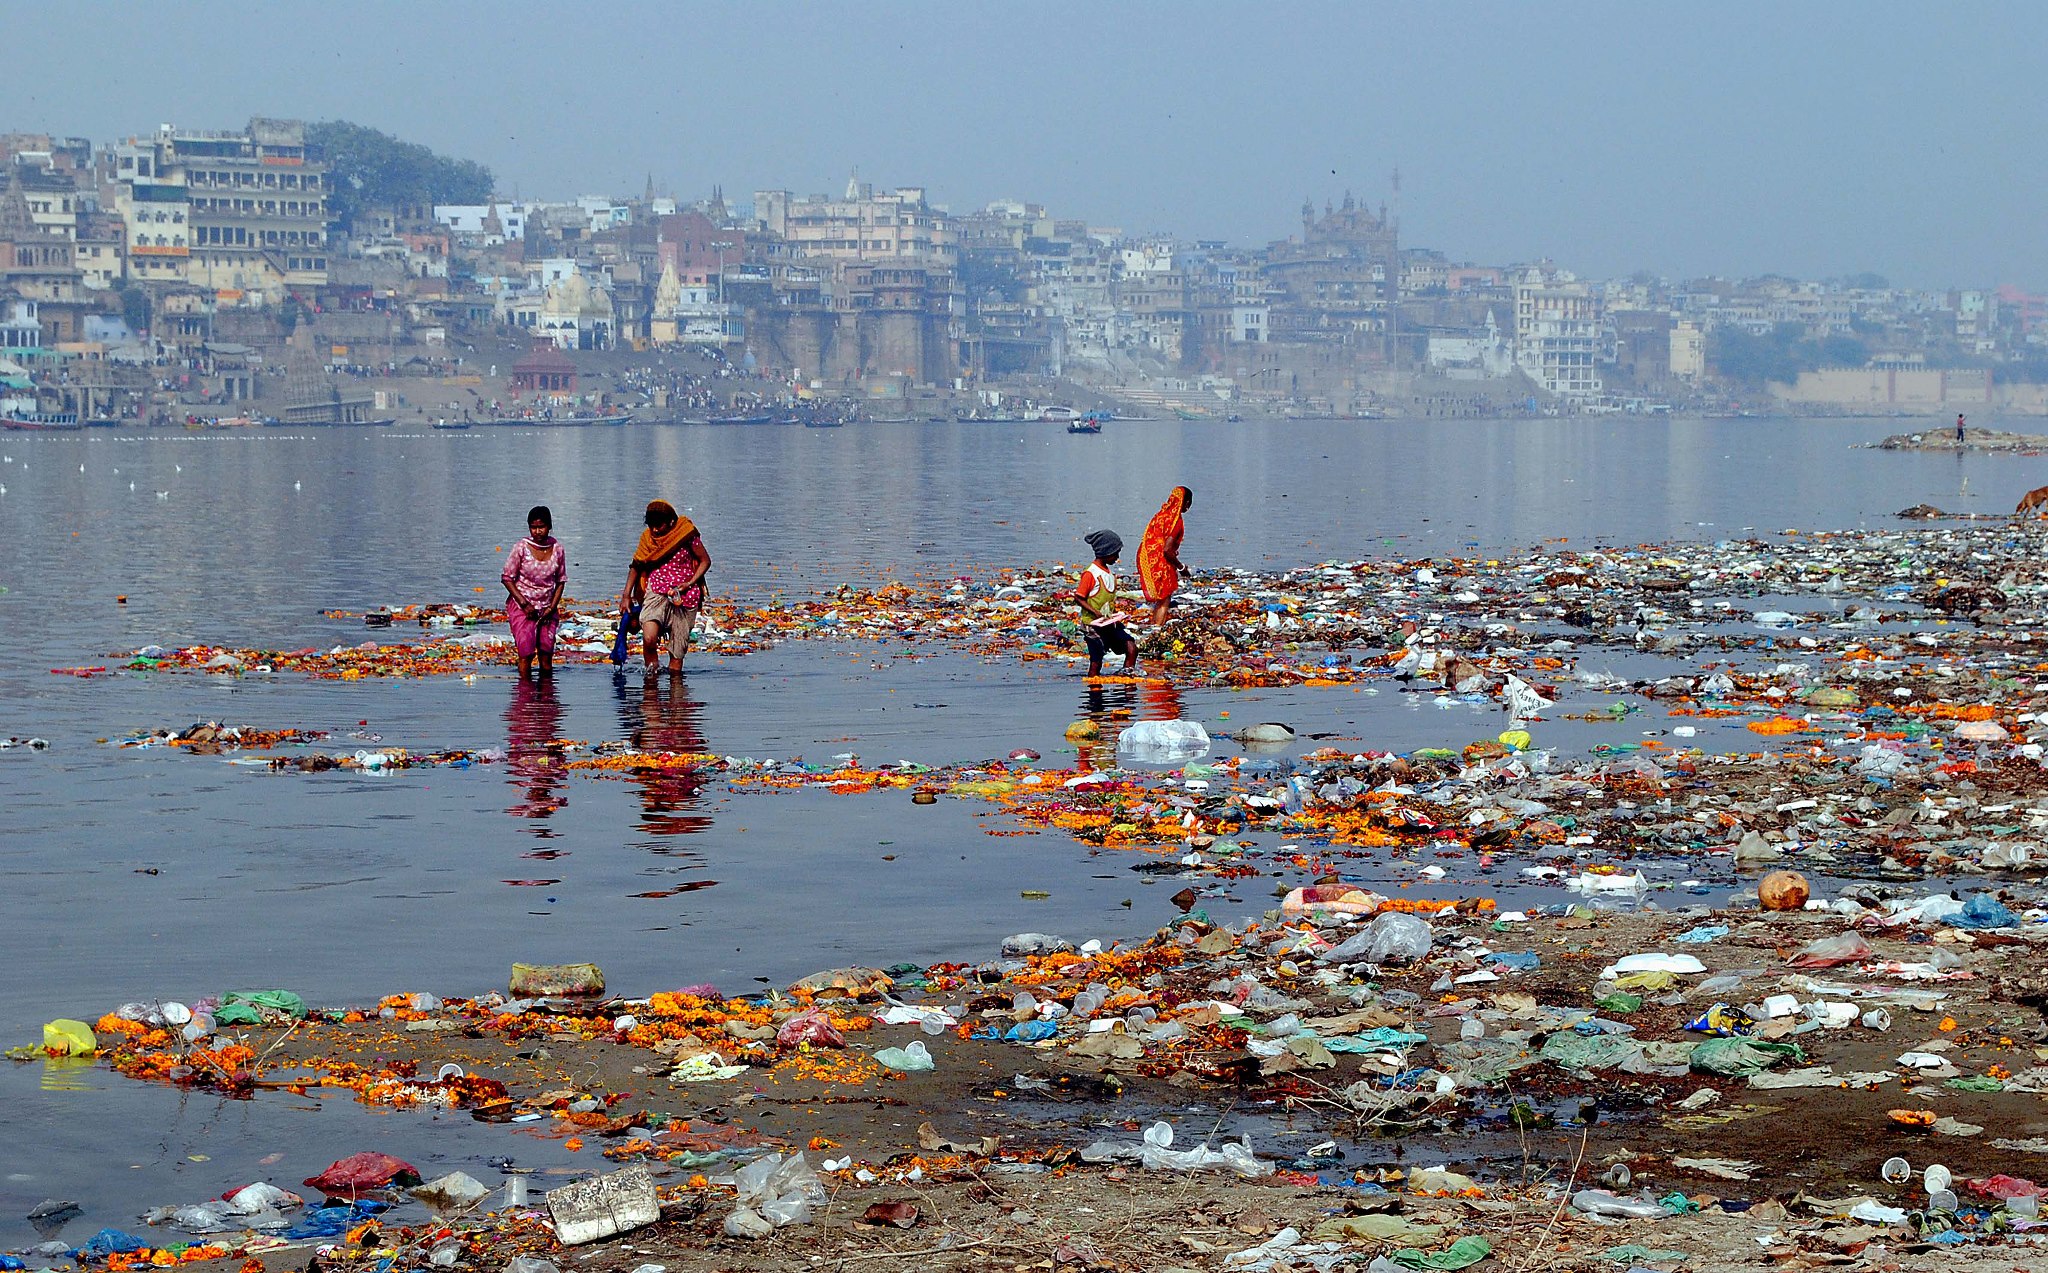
<box><xmin>2018</xmin><ymin>485</ymin><xmax>2048</xmax><ymax>517</ymax></box>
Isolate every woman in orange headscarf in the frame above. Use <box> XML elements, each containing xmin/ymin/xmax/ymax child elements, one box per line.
<box><xmin>1137</xmin><ymin>486</ymin><xmax>1192</xmax><ymax>626</ymax></box>
<box><xmin>622</xmin><ymin>499</ymin><xmax>711</xmax><ymax>675</ymax></box>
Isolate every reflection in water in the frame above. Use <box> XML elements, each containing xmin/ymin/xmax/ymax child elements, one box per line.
<box><xmin>1076</xmin><ymin>681</ymin><xmax>1137</xmax><ymax>770</ymax></box>
<box><xmin>1137</xmin><ymin>677</ymin><xmax>1186</xmax><ymax>724</ymax></box>
<box><xmin>39</xmin><ymin>1057</ymin><xmax>95</xmax><ymax>1093</ymax></box>
<box><xmin>504</xmin><ymin>678</ymin><xmax>568</xmax><ymax>827</ymax></box>
<box><xmin>614</xmin><ymin>676</ymin><xmax>712</xmax><ymax>837</ymax></box>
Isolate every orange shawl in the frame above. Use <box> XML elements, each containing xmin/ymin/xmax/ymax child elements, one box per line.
<box><xmin>633</xmin><ymin>500</ymin><xmax>697</xmax><ymax>569</ymax></box>
<box><xmin>1137</xmin><ymin>486</ymin><xmax>1189</xmax><ymax>602</ymax></box>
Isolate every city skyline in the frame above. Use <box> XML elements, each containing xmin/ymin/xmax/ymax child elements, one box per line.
<box><xmin>4</xmin><ymin>0</ymin><xmax>2044</xmax><ymax>291</ymax></box>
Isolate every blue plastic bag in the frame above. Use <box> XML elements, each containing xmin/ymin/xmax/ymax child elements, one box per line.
<box><xmin>83</xmin><ymin>1230</ymin><xmax>147</xmax><ymax>1257</ymax></box>
<box><xmin>1949</xmin><ymin>893</ymin><xmax>2019</xmax><ymax>929</ymax></box>
<box><xmin>610</xmin><ymin>604</ymin><xmax>642</xmax><ymax>667</ymax></box>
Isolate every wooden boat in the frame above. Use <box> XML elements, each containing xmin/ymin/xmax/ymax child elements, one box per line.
<box><xmin>1066</xmin><ymin>412</ymin><xmax>1106</xmax><ymax>435</ymax></box>
<box><xmin>1</xmin><ymin>410</ymin><xmax>83</xmax><ymax>431</ymax></box>
<box><xmin>430</xmin><ymin>420</ymin><xmax>473</xmax><ymax>430</ymax></box>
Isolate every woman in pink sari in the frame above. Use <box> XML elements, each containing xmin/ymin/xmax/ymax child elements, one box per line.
<box><xmin>502</xmin><ymin>505</ymin><xmax>568</xmax><ymax>680</ymax></box>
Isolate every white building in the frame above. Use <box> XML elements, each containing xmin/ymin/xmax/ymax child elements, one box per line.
<box><xmin>537</xmin><ymin>273</ymin><xmax>614</xmax><ymax>350</ymax></box>
<box><xmin>1513</xmin><ymin>269</ymin><xmax>1604</xmax><ymax>398</ymax></box>
<box><xmin>434</xmin><ymin>201</ymin><xmax>531</xmax><ymax>243</ymax></box>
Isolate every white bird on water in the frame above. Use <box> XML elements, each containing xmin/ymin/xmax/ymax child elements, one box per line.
<box><xmin>79</xmin><ymin>463</ymin><xmax>86</xmax><ymax>473</ymax></box>
<box><xmin>156</xmin><ymin>491</ymin><xmax>168</xmax><ymax>500</ymax></box>
<box><xmin>129</xmin><ymin>481</ymin><xmax>136</xmax><ymax>491</ymax></box>
<box><xmin>294</xmin><ymin>480</ymin><xmax>302</xmax><ymax>491</ymax></box>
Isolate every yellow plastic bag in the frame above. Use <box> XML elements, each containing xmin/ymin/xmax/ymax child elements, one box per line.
<box><xmin>42</xmin><ymin>1019</ymin><xmax>97</xmax><ymax>1056</ymax></box>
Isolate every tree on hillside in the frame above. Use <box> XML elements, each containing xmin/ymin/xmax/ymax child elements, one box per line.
<box><xmin>307</xmin><ymin>121</ymin><xmax>493</xmax><ymax>228</ymax></box>
<box><xmin>1709</xmin><ymin>323</ymin><xmax>1871</xmax><ymax>387</ymax></box>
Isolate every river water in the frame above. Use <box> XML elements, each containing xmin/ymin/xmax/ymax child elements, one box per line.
<box><xmin>0</xmin><ymin>415</ymin><xmax>2034</xmax><ymax>1240</ymax></box>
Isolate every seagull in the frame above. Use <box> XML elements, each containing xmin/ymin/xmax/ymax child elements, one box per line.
<box><xmin>174</xmin><ymin>464</ymin><xmax>181</xmax><ymax>472</ymax></box>
<box><xmin>293</xmin><ymin>480</ymin><xmax>302</xmax><ymax>491</ymax></box>
<box><xmin>129</xmin><ymin>481</ymin><xmax>136</xmax><ymax>491</ymax></box>
<box><xmin>156</xmin><ymin>491</ymin><xmax>168</xmax><ymax>500</ymax></box>
<box><xmin>79</xmin><ymin>463</ymin><xmax>86</xmax><ymax>472</ymax></box>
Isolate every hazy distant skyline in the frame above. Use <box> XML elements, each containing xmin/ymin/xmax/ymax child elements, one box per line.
<box><xmin>8</xmin><ymin>1</ymin><xmax>2045</xmax><ymax>290</ymax></box>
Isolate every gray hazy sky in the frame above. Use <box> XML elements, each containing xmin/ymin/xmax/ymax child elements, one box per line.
<box><xmin>8</xmin><ymin>1</ymin><xmax>2044</xmax><ymax>289</ymax></box>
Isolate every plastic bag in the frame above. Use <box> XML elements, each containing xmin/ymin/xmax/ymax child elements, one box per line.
<box><xmin>1787</xmin><ymin>932</ymin><xmax>1872</xmax><ymax>968</ymax></box>
<box><xmin>873</xmin><ymin>1041</ymin><xmax>934</xmax><ymax>1072</ymax></box>
<box><xmin>41</xmin><ymin>1019</ymin><xmax>96</xmax><ymax>1056</ymax></box>
<box><xmin>1570</xmin><ymin>1189</ymin><xmax>1670</xmax><ymax>1219</ymax></box>
<box><xmin>610</xmin><ymin>604</ymin><xmax>641</xmax><ymax>667</ymax></box>
<box><xmin>731</xmin><ymin>1153</ymin><xmax>825</xmax><ymax>1228</ymax></box>
<box><xmin>304</xmin><ymin>1152</ymin><xmax>420</xmax><ymax>1194</ymax></box>
<box><xmin>1320</xmin><ymin>912</ymin><xmax>1433</xmax><ymax>965</ymax></box>
<box><xmin>1949</xmin><ymin>894</ymin><xmax>2019</xmax><ymax>930</ymax></box>
<box><xmin>1139</xmin><ymin>1138</ymin><xmax>1272</xmax><ymax>1178</ymax></box>
<box><xmin>214</xmin><ymin>990</ymin><xmax>306</xmax><ymax>1024</ymax></box>
<box><xmin>774</xmin><ymin>1011</ymin><xmax>845</xmax><ymax>1049</ymax></box>
<box><xmin>1689</xmin><ymin>1038</ymin><xmax>1803</xmax><ymax>1076</ymax></box>
<box><xmin>1116</xmin><ymin>719</ymin><xmax>1211</xmax><ymax>764</ymax></box>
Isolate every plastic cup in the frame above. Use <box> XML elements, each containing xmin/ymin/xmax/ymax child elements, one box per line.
<box><xmin>1925</xmin><ymin>1164</ymin><xmax>1952</xmax><ymax>1194</ymax></box>
<box><xmin>1881</xmin><ymin>1157</ymin><xmax>1910</xmax><ymax>1185</ymax></box>
<box><xmin>1929</xmin><ymin>1188</ymin><xmax>1958</xmax><ymax>1212</ymax></box>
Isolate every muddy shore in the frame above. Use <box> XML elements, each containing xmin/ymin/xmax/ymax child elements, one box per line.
<box><xmin>33</xmin><ymin>519</ymin><xmax>2048</xmax><ymax>1270</ymax></box>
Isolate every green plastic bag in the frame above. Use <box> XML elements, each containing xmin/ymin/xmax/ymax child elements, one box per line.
<box><xmin>43</xmin><ymin>1019</ymin><xmax>96</xmax><ymax>1056</ymax></box>
<box><xmin>1391</xmin><ymin>1236</ymin><xmax>1492</xmax><ymax>1270</ymax></box>
<box><xmin>1689</xmin><ymin>1037</ymin><xmax>1802</xmax><ymax>1076</ymax></box>
<box><xmin>214</xmin><ymin>990</ymin><xmax>307</xmax><ymax>1025</ymax></box>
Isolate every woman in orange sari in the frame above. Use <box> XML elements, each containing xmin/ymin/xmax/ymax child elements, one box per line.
<box><xmin>622</xmin><ymin>500</ymin><xmax>711</xmax><ymax>676</ymax></box>
<box><xmin>1137</xmin><ymin>486</ymin><xmax>1192</xmax><ymax>626</ymax></box>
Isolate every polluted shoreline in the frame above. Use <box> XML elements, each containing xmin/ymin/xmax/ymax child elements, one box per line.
<box><xmin>18</xmin><ymin>523</ymin><xmax>2048</xmax><ymax>1270</ymax></box>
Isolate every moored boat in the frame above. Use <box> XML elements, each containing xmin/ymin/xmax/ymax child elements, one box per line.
<box><xmin>1066</xmin><ymin>412</ymin><xmax>1106</xmax><ymax>435</ymax></box>
<box><xmin>0</xmin><ymin>409</ymin><xmax>83</xmax><ymax>432</ymax></box>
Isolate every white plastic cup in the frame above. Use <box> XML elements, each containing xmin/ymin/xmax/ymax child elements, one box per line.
<box><xmin>1925</xmin><ymin>1164</ymin><xmax>1952</xmax><ymax>1195</ymax></box>
<box><xmin>1881</xmin><ymin>1157</ymin><xmax>1910</xmax><ymax>1185</ymax></box>
<box><xmin>504</xmin><ymin>1175</ymin><xmax>528</xmax><ymax>1206</ymax></box>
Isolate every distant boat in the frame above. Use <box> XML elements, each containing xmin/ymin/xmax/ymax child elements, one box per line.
<box><xmin>265</xmin><ymin>417</ymin><xmax>394</xmax><ymax>428</ymax></box>
<box><xmin>1</xmin><ymin>409</ymin><xmax>83</xmax><ymax>432</ymax></box>
<box><xmin>1041</xmin><ymin>405</ymin><xmax>1082</xmax><ymax>424</ymax></box>
<box><xmin>802</xmin><ymin>415</ymin><xmax>845</xmax><ymax>428</ymax></box>
<box><xmin>479</xmin><ymin>413</ymin><xmax>630</xmax><ymax>427</ymax></box>
<box><xmin>1066</xmin><ymin>412</ymin><xmax>1105</xmax><ymax>435</ymax></box>
<box><xmin>701</xmin><ymin>411</ymin><xmax>775</xmax><ymax>426</ymax></box>
<box><xmin>430</xmin><ymin>420</ymin><xmax>472</xmax><ymax>430</ymax></box>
